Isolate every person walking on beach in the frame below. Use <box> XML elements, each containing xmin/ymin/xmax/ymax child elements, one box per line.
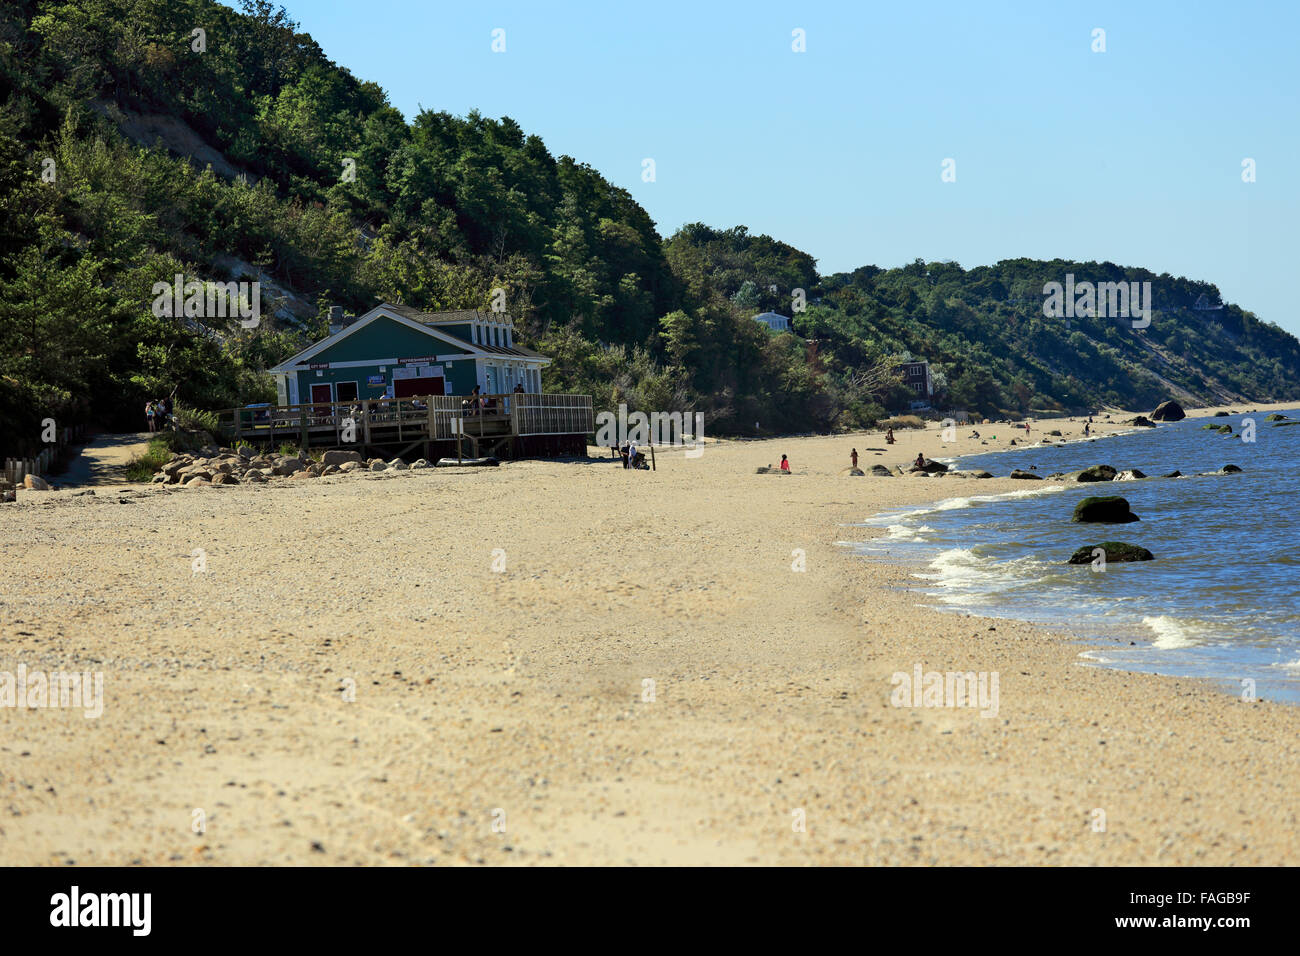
<box><xmin>1083</xmin><ymin>422</ymin><xmax>1090</xmax><ymax>437</ymax></box>
<box><xmin>885</xmin><ymin>427</ymin><xmax>895</xmax><ymax>445</ymax></box>
<box><xmin>780</xmin><ymin>454</ymin><xmax>790</xmax><ymax>472</ymax></box>
<box><xmin>850</xmin><ymin>448</ymin><xmax>858</xmax><ymax>468</ymax></box>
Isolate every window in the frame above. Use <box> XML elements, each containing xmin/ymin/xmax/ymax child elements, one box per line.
<box><xmin>336</xmin><ymin>381</ymin><xmax>359</xmax><ymax>402</ymax></box>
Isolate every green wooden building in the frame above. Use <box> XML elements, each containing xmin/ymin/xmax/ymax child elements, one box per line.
<box><xmin>269</xmin><ymin>303</ymin><xmax>548</xmax><ymax>406</ymax></box>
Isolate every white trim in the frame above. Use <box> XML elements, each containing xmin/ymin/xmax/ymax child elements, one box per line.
<box><xmin>270</xmin><ymin>305</ymin><xmax>482</xmax><ymax>372</ymax></box>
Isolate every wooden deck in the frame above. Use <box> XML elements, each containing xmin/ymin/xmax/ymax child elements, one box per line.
<box><xmin>217</xmin><ymin>392</ymin><xmax>594</xmax><ymax>460</ymax></box>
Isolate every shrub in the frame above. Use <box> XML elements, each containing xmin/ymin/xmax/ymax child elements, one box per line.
<box><xmin>878</xmin><ymin>414</ymin><xmax>925</xmax><ymax>430</ymax></box>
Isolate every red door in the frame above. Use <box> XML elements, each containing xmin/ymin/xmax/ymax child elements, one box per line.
<box><xmin>394</xmin><ymin>376</ymin><xmax>444</xmax><ymax>398</ymax></box>
<box><xmin>311</xmin><ymin>383</ymin><xmax>332</xmax><ymax>418</ymax></box>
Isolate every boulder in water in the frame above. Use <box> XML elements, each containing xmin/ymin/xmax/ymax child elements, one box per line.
<box><xmin>1068</xmin><ymin>542</ymin><xmax>1154</xmax><ymax>564</ymax></box>
<box><xmin>1009</xmin><ymin>469</ymin><xmax>1042</xmax><ymax>480</ymax></box>
<box><xmin>1074</xmin><ymin>464</ymin><xmax>1118</xmax><ymax>482</ymax></box>
<box><xmin>1113</xmin><ymin>469</ymin><xmax>1148</xmax><ymax>481</ymax></box>
<box><xmin>1129</xmin><ymin>416</ymin><xmax>1156</xmax><ymax>427</ymax></box>
<box><xmin>1072</xmin><ymin>495</ymin><xmax>1140</xmax><ymax>523</ymax></box>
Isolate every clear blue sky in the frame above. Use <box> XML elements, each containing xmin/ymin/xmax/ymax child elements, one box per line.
<box><xmin>260</xmin><ymin>0</ymin><xmax>1298</xmax><ymax>335</ymax></box>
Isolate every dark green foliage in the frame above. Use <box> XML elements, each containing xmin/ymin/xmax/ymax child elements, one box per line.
<box><xmin>0</xmin><ymin>0</ymin><xmax>1296</xmax><ymax>452</ymax></box>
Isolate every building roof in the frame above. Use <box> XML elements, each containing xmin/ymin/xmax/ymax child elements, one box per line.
<box><xmin>269</xmin><ymin>303</ymin><xmax>546</xmax><ymax>373</ymax></box>
<box><xmin>383</xmin><ymin>303</ymin><xmax>514</xmax><ymax>328</ymax></box>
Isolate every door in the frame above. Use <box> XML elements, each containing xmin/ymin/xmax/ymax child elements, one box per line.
<box><xmin>336</xmin><ymin>381</ymin><xmax>358</xmax><ymax>403</ymax></box>
<box><xmin>311</xmin><ymin>383</ymin><xmax>332</xmax><ymax>419</ymax></box>
<box><xmin>394</xmin><ymin>376</ymin><xmax>444</xmax><ymax>398</ymax></box>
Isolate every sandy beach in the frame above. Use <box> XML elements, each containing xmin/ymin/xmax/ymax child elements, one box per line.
<box><xmin>1</xmin><ymin>402</ymin><xmax>1297</xmax><ymax>866</ymax></box>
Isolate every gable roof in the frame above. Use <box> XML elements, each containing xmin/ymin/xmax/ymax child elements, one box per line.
<box><xmin>269</xmin><ymin>303</ymin><xmax>546</xmax><ymax>373</ymax></box>
<box><xmin>383</xmin><ymin>303</ymin><xmax>514</xmax><ymax>328</ymax></box>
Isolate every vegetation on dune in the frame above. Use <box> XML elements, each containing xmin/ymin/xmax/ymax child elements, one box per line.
<box><xmin>1</xmin><ymin>0</ymin><xmax>1297</xmax><ymax>456</ymax></box>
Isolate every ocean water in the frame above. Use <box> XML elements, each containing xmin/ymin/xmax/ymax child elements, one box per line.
<box><xmin>853</xmin><ymin>408</ymin><xmax>1300</xmax><ymax>704</ymax></box>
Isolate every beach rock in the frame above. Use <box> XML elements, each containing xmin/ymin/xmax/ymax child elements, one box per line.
<box><xmin>1073</xmin><ymin>464</ymin><xmax>1118</xmax><ymax>482</ymax></box>
<box><xmin>1048</xmin><ymin>429</ymin><xmax>1062</xmax><ymax>436</ymax></box>
<box><xmin>1009</xmin><ymin>469</ymin><xmax>1041</xmax><ymax>479</ymax></box>
<box><xmin>150</xmin><ymin>473</ymin><xmax>168</xmax><ymax>483</ymax></box>
<box><xmin>184</xmin><ymin>476</ymin><xmax>210</xmax><ymax>487</ymax></box>
<box><xmin>387</xmin><ymin>459</ymin><xmax>408</xmax><ymax>471</ymax></box>
<box><xmin>1273</xmin><ymin>420</ymin><xmax>1300</xmax><ymax>427</ymax></box>
<box><xmin>1113</xmin><ymin>469</ymin><xmax>1147</xmax><ymax>481</ymax></box>
<box><xmin>1219</xmin><ymin>464</ymin><xmax>1243</xmax><ymax>473</ymax></box>
<box><xmin>951</xmin><ymin>470</ymin><xmax>994</xmax><ymax>479</ymax></box>
<box><xmin>909</xmin><ymin>460</ymin><xmax>948</xmax><ymax>474</ymax></box>
<box><xmin>1213</xmin><ymin>410</ymin><xmax>1230</xmax><ymax>417</ymax></box>
<box><xmin>1072</xmin><ymin>495</ymin><xmax>1139</xmax><ymax>524</ymax></box>
<box><xmin>237</xmin><ymin>445</ymin><xmax>252</xmax><ymax>459</ymax></box>
<box><xmin>839</xmin><ymin>467</ymin><xmax>866</xmax><ymax>477</ymax></box>
<box><xmin>23</xmin><ymin>474</ymin><xmax>51</xmax><ymax>491</ymax></box>
<box><xmin>410</xmin><ymin>459</ymin><xmax>431</xmax><ymax>469</ymax></box>
<box><xmin>321</xmin><ymin>464</ymin><xmax>339</xmax><ymax>476</ymax></box>
<box><xmin>1008</xmin><ymin>439</ymin><xmax>1017</xmax><ymax>446</ymax></box>
<box><xmin>212</xmin><ymin>472</ymin><xmax>238</xmax><ymax>485</ymax></box>
<box><xmin>1265</xmin><ymin>413</ymin><xmax>1288</xmax><ymax>422</ymax></box>
<box><xmin>869</xmin><ymin>465</ymin><xmax>892</xmax><ymax>476</ymax></box>
<box><xmin>1128</xmin><ymin>416</ymin><xmax>1156</xmax><ymax>427</ymax></box>
<box><xmin>1</xmin><ymin>490</ymin><xmax>15</xmax><ymax>503</ymax></box>
<box><xmin>1159</xmin><ymin>470</ymin><xmax>1182</xmax><ymax>479</ymax></box>
<box><xmin>272</xmin><ymin>459</ymin><xmax>303</xmax><ymax>477</ymax></box>
<box><xmin>1151</xmin><ymin>401</ymin><xmax>1186</xmax><ymax>422</ymax></box>
<box><xmin>243</xmin><ymin>471</ymin><xmax>267</xmax><ymax>483</ymax></box>
<box><xmin>322</xmin><ymin>449</ymin><xmax>363</xmax><ymax>466</ymax></box>
<box><xmin>1068</xmin><ymin>542</ymin><xmax>1154</xmax><ymax>564</ymax></box>
<box><xmin>370</xmin><ymin>461</ymin><xmax>388</xmax><ymax>472</ymax></box>
<box><xmin>339</xmin><ymin>461</ymin><xmax>363</xmax><ymax>473</ymax></box>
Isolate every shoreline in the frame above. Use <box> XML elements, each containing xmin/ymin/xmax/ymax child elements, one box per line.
<box><xmin>1</xmin><ymin>401</ymin><xmax>1297</xmax><ymax>864</ymax></box>
<box><xmin>852</xmin><ymin>400</ymin><xmax>1300</xmax><ymax>707</ymax></box>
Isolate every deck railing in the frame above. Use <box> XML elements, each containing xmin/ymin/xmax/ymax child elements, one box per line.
<box><xmin>218</xmin><ymin>392</ymin><xmax>593</xmax><ymax>446</ymax></box>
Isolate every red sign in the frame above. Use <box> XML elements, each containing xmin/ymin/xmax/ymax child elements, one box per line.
<box><xmin>309</xmin><ymin>362</ymin><xmax>330</xmax><ymax>369</ymax></box>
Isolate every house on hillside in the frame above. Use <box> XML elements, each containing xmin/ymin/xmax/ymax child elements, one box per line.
<box><xmin>900</xmin><ymin>360</ymin><xmax>932</xmax><ymax>404</ymax></box>
<box><xmin>752</xmin><ymin>311</ymin><xmax>792</xmax><ymax>333</ymax></box>
<box><xmin>269</xmin><ymin>303</ymin><xmax>549</xmax><ymax>406</ymax></box>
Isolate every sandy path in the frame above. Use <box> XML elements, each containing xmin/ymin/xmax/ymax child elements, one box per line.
<box><xmin>0</xmin><ymin>403</ymin><xmax>1295</xmax><ymax>865</ymax></box>
<box><xmin>52</xmin><ymin>433</ymin><xmax>152</xmax><ymax>488</ymax></box>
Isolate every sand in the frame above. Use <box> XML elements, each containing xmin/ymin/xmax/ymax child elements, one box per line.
<box><xmin>1</xmin><ymin>402</ymin><xmax>1296</xmax><ymax>865</ymax></box>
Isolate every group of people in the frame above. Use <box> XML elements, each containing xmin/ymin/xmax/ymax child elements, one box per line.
<box><xmin>619</xmin><ymin>441</ymin><xmax>646</xmax><ymax>469</ymax></box>
<box><xmin>144</xmin><ymin>397</ymin><xmax>173</xmax><ymax>433</ymax></box>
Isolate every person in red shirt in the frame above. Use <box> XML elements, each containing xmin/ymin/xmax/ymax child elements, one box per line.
<box><xmin>780</xmin><ymin>455</ymin><xmax>790</xmax><ymax>472</ymax></box>
<box><xmin>850</xmin><ymin>448</ymin><xmax>859</xmax><ymax>468</ymax></box>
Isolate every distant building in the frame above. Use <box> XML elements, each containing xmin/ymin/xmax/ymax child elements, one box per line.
<box><xmin>901</xmin><ymin>360</ymin><xmax>932</xmax><ymax>402</ymax></box>
<box><xmin>752</xmin><ymin>311</ymin><xmax>792</xmax><ymax>333</ymax></box>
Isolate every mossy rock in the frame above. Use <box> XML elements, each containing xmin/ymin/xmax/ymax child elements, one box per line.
<box><xmin>1264</xmin><ymin>413</ymin><xmax>1288</xmax><ymax>422</ymax></box>
<box><xmin>1068</xmin><ymin>542</ymin><xmax>1154</xmax><ymax>564</ymax></box>
<box><xmin>1072</xmin><ymin>495</ymin><xmax>1139</xmax><ymax>523</ymax></box>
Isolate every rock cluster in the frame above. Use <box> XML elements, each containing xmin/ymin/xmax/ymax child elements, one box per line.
<box><xmin>149</xmin><ymin>446</ymin><xmax>432</xmax><ymax>485</ymax></box>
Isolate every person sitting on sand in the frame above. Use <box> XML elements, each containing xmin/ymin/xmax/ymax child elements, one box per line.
<box><xmin>850</xmin><ymin>448</ymin><xmax>858</xmax><ymax>468</ymax></box>
<box><xmin>969</xmin><ymin>430</ymin><xmax>980</xmax><ymax>439</ymax></box>
<box><xmin>628</xmin><ymin>439</ymin><xmax>638</xmax><ymax>469</ymax></box>
<box><xmin>885</xmin><ymin>428</ymin><xmax>895</xmax><ymax>445</ymax></box>
<box><xmin>780</xmin><ymin>454</ymin><xmax>790</xmax><ymax>472</ymax></box>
